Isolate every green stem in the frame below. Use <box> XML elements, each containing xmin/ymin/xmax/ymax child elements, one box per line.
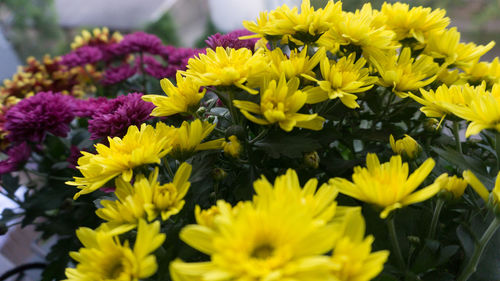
<box><xmin>164</xmin><ymin>160</ymin><xmax>175</xmax><ymax>179</ymax></box>
<box><xmin>387</xmin><ymin>216</ymin><xmax>406</xmax><ymax>270</ymax></box>
<box><xmin>227</xmin><ymin>91</ymin><xmax>239</xmax><ymax>124</ymax></box>
<box><xmin>428</xmin><ymin>199</ymin><xmax>445</xmax><ymax>239</ymax></box>
<box><xmin>496</xmin><ymin>131</ymin><xmax>500</xmax><ymax>172</ymax></box>
<box><xmin>249</xmin><ymin>128</ymin><xmax>269</xmax><ymax>144</ymax></box>
<box><xmin>457</xmin><ymin>217</ymin><xmax>500</xmax><ymax>281</ymax></box>
<box><xmin>139</xmin><ymin>52</ymin><xmax>147</xmax><ymax>92</ymax></box>
<box><xmin>453</xmin><ymin>121</ymin><xmax>463</xmax><ymax>154</ymax></box>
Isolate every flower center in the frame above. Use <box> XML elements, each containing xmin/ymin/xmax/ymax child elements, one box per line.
<box><xmin>251</xmin><ymin>244</ymin><xmax>275</xmax><ymax>260</ymax></box>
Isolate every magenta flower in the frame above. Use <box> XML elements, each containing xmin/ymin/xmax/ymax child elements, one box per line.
<box><xmin>139</xmin><ymin>55</ymin><xmax>170</xmax><ymax>79</ymax></box>
<box><xmin>73</xmin><ymin>97</ymin><xmax>113</xmax><ymax>118</ymax></box>
<box><xmin>111</xmin><ymin>32</ymin><xmax>164</xmax><ymax>56</ymax></box>
<box><xmin>88</xmin><ymin>93</ymin><xmax>154</xmax><ymax>140</ymax></box>
<box><xmin>60</xmin><ymin>46</ymin><xmax>103</xmax><ymax>68</ymax></box>
<box><xmin>5</xmin><ymin>92</ymin><xmax>75</xmax><ymax>143</ymax></box>
<box><xmin>205</xmin><ymin>29</ymin><xmax>259</xmax><ymax>51</ymax></box>
<box><xmin>0</xmin><ymin>142</ymin><xmax>31</xmax><ymax>174</ymax></box>
<box><xmin>101</xmin><ymin>63</ymin><xmax>138</xmax><ymax>85</ymax></box>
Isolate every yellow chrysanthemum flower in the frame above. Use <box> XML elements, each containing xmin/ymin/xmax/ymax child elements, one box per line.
<box><xmin>434</xmin><ymin>173</ymin><xmax>468</xmax><ymax>199</ymax></box>
<box><xmin>222</xmin><ymin>135</ymin><xmax>242</xmax><ymax>158</ymax></box>
<box><xmin>442</xmin><ymin>83</ymin><xmax>500</xmax><ymax>137</ymax></box>
<box><xmin>96</xmin><ymin>164</ymin><xmax>192</xmax><ymax>232</ymax></box>
<box><xmin>170</xmin><ymin>169</ymin><xmax>376</xmax><ymax>281</ymax></box>
<box><xmin>169</xmin><ymin>119</ymin><xmax>225</xmax><ymax>160</ymax></box>
<box><xmin>67</xmin><ymin>123</ymin><xmax>174</xmax><ymax>199</ymax></box>
<box><xmin>303</xmin><ymin>53</ymin><xmax>377</xmax><ymax>108</ymax></box>
<box><xmin>461</xmin><ymin>58</ymin><xmax>500</xmax><ymax>87</ymax></box>
<box><xmin>329</xmin><ymin>153</ymin><xmax>439</xmax><ymax>219</ymax></box>
<box><xmin>390</xmin><ymin>134</ymin><xmax>420</xmax><ymax>159</ymax></box>
<box><xmin>424</xmin><ymin>27</ymin><xmax>495</xmax><ymax>69</ymax></box>
<box><xmin>65</xmin><ymin>220</ymin><xmax>165</xmax><ymax>281</ymax></box>
<box><xmin>409</xmin><ymin>84</ymin><xmax>483</xmax><ymax>122</ymax></box>
<box><xmin>372</xmin><ymin>48</ymin><xmax>439</xmax><ymax>98</ymax></box>
<box><xmin>142</xmin><ymin>73</ymin><xmax>206</xmax><ymax>117</ymax></box>
<box><xmin>330</xmin><ymin>210</ymin><xmax>389</xmax><ymax>281</ymax></box>
<box><xmin>463</xmin><ymin>170</ymin><xmax>500</xmax><ymax>206</ymax></box>
<box><xmin>182</xmin><ymin>47</ymin><xmax>267</xmax><ymax>94</ymax></box>
<box><xmin>318</xmin><ymin>3</ymin><xmax>397</xmax><ymax>61</ymax></box>
<box><xmin>381</xmin><ymin>2</ymin><xmax>449</xmax><ymax>44</ymax></box>
<box><xmin>266</xmin><ymin>46</ymin><xmax>325</xmax><ymax>80</ymax></box>
<box><xmin>436</xmin><ymin>68</ymin><xmax>463</xmax><ymax>86</ymax></box>
<box><xmin>233</xmin><ymin>74</ymin><xmax>325</xmax><ymax>132</ymax></box>
<box><xmin>70</xmin><ymin>27</ymin><xmax>123</xmax><ymax>50</ymax></box>
<box><xmin>242</xmin><ymin>0</ymin><xmax>342</xmax><ymax>44</ymax></box>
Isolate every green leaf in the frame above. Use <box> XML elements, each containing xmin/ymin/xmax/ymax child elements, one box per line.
<box><xmin>254</xmin><ymin>131</ymin><xmax>321</xmax><ymax>159</ymax></box>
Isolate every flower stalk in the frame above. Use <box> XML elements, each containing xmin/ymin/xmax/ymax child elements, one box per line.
<box><xmin>428</xmin><ymin>198</ymin><xmax>445</xmax><ymax>239</ymax></box>
<box><xmin>387</xmin><ymin>216</ymin><xmax>406</xmax><ymax>270</ymax></box>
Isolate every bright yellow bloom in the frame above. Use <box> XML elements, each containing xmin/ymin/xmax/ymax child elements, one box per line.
<box><xmin>266</xmin><ymin>46</ymin><xmax>325</xmax><ymax>80</ymax></box>
<box><xmin>318</xmin><ymin>3</ymin><xmax>397</xmax><ymax>61</ymax></box>
<box><xmin>463</xmin><ymin>170</ymin><xmax>500</xmax><ymax>206</ymax></box>
<box><xmin>330</xmin><ymin>210</ymin><xmax>389</xmax><ymax>281</ymax></box>
<box><xmin>233</xmin><ymin>74</ymin><xmax>325</xmax><ymax>132</ymax></box>
<box><xmin>436</xmin><ymin>68</ymin><xmax>462</xmax><ymax>86</ymax></box>
<box><xmin>242</xmin><ymin>0</ymin><xmax>342</xmax><ymax>44</ymax></box>
<box><xmin>303</xmin><ymin>53</ymin><xmax>377</xmax><ymax>108</ymax></box>
<box><xmin>67</xmin><ymin>123</ymin><xmax>174</xmax><ymax>199</ymax></box>
<box><xmin>443</xmin><ymin>84</ymin><xmax>500</xmax><ymax>137</ymax></box>
<box><xmin>434</xmin><ymin>173</ymin><xmax>468</xmax><ymax>199</ymax></box>
<box><xmin>222</xmin><ymin>135</ymin><xmax>242</xmax><ymax>158</ymax></box>
<box><xmin>169</xmin><ymin>119</ymin><xmax>225</xmax><ymax>160</ymax></box>
<box><xmin>96</xmin><ymin>163</ymin><xmax>192</xmax><ymax>232</ymax></box>
<box><xmin>372</xmin><ymin>48</ymin><xmax>439</xmax><ymax>98</ymax></box>
<box><xmin>65</xmin><ymin>220</ymin><xmax>165</xmax><ymax>281</ymax></box>
<box><xmin>390</xmin><ymin>134</ymin><xmax>420</xmax><ymax>159</ymax></box>
<box><xmin>329</xmin><ymin>153</ymin><xmax>438</xmax><ymax>219</ymax></box>
<box><xmin>170</xmin><ymin>169</ymin><xmax>368</xmax><ymax>281</ymax></box>
<box><xmin>461</xmin><ymin>57</ymin><xmax>500</xmax><ymax>87</ymax></box>
<box><xmin>424</xmin><ymin>27</ymin><xmax>495</xmax><ymax>69</ymax></box>
<box><xmin>142</xmin><ymin>73</ymin><xmax>205</xmax><ymax>117</ymax></box>
<box><xmin>182</xmin><ymin>47</ymin><xmax>267</xmax><ymax>94</ymax></box>
<box><xmin>409</xmin><ymin>84</ymin><xmax>481</xmax><ymax>121</ymax></box>
<box><xmin>381</xmin><ymin>3</ymin><xmax>449</xmax><ymax>44</ymax></box>
<box><xmin>70</xmin><ymin>27</ymin><xmax>123</xmax><ymax>50</ymax></box>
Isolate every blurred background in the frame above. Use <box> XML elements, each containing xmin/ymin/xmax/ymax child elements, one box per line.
<box><xmin>0</xmin><ymin>0</ymin><xmax>498</xmax><ymax>279</ymax></box>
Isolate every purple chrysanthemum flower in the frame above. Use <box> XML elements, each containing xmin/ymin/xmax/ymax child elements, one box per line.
<box><xmin>101</xmin><ymin>63</ymin><xmax>137</xmax><ymax>85</ymax></box>
<box><xmin>161</xmin><ymin>47</ymin><xmax>205</xmax><ymax>77</ymax></box>
<box><xmin>111</xmin><ymin>32</ymin><xmax>163</xmax><ymax>56</ymax></box>
<box><xmin>139</xmin><ymin>55</ymin><xmax>170</xmax><ymax>79</ymax></box>
<box><xmin>205</xmin><ymin>29</ymin><xmax>259</xmax><ymax>51</ymax></box>
<box><xmin>60</xmin><ymin>46</ymin><xmax>103</xmax><ymax>68</ymax></box>
<box><xmin>0</xmin><ymin>142</ymin><xmax>31</xmax><ymax>174</ymax></box>
<box><xmin>73</xmin><ymin>97</ymin><xmax>113</xmax><ymax>118</ymax></box>
<box><xmin>67</xmin><ymin>145</ymin><xmax>84</xmax><ymax>169</ymax></box>
<box><xmin>88</xmin><ymin>93</ymin><xmax>154</xmax><ymax>140</ymax></box>
<box><xmin>5</xmin><ymin>92</ymin><xmax>75</xmax><ymax>143</ymax></box>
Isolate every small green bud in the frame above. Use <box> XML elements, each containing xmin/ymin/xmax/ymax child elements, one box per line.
<box><xmin>225</xmin><ymin>125</ymin><xmax>246</xmax><ymax>140</ymax></box>
<box><xmin>212</xmin><ymin>168</ymin><xmax>227</xmax><ymax>181</ymax></box>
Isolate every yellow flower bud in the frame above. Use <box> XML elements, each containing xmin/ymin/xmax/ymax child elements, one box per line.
<box><xmin>303</xmin><ymin>151</ymin><xmax>320</xmax><ymax>169</ymax></box>
<box><xmin>434</xmin><ymin>173</ymin><xmax>468</xmax><ymax>199</ymax></box>
<box><xmin>223</xmin><ymin>135</ymin><xmax>242</xmax><ymax>158</ymax></box>
<box><xmin>390</xmin><ymin>134</ymin><xmax>420</xmax><ymax>159</ymax></box>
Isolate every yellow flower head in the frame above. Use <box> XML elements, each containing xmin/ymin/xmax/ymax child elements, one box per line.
<box><xmin>170</xmin><ymin>169</ymin><xmax>374</xmax><ymax>281</ymax></box>
<box><xmin>424</xmin><ymin>27</ymin><xmax>495</xmax><ymax>69</ymax></box>
<box><xmin>243</xmin><ymin>0</ymin><xmax>342</xmax><ymax>44</ymax></box>
<box><xmin>409</xmin><ymin>84</ymin><xmax>482</xmax><ymax>122</ymax></box>
<box><xmin>443</xmin><ymin>83</ymin><xmax>500</xmax><ymax>137</ymax></box>
<box><xmin>461</xmin><ymin>58</ymin><xmax>500</xmax><ymax>87</ymax></box>
<box><xmin>223</xmin><ymin>135</ymin><xmax>242</xmax><ymax>158</ymax></box>
<box><xmin>65</xmin><ymin>220</ymin><xmax>165</xmax><ymax>281</ymax></box>
<box><xmin>390</xmin><ymin>134</ymin><xmax>421</xmax><ymax>159</ymax></box>
<box><xmin>381</xmin><ymin>3</ymin><xmax>449</xmax><ymax>44</ymax></box>
<box><xmin>303</xmin><ymin>53</ymin><xmax>377</xmax><ymax>108</ymax></box>
<box><xmin>434</xmin><ymin>173</ymin><xmax>468</xmax><ymax>199</ymax></box>
<box><xmin>233</xmin><ymin>74</ymin><xmax>325</xmax><ymax>132</ymax></box>
<box><xmin>372</xmin><ymin>48</ymin><xmax>439</xmax><ymax>98</ymax></box>
<box><xmin>182</xmin><ymin>47</ymin><xmax>267</xmax><ymax>94</ymax></box>
<box><xmin>67</xmin><ymin>123</ymin><xmax>174</xmax><ymax>199</ymax></box>
<box><xmin>70</xmin><ymin>27</ymin><xmax>123</xmax><ymax>50</ymax></box>
<box><xmin>436</xmin><ymin>68</ymin><xmax>462</xmax><ymax>86</ymax></box>
<box><xmin>169</xmin><ymin>119</ymin><xmax>225</xmax><ymax>161</ymax></box>
<box><xmin>330</xmin><ymin>210</ymin><xmax>389</xmax><ymax>281</ymax></box>
<box><xmin>463</xmin><ymin>170</ymin><xmax>500</xmax><ymax>211</ymax></box>
<box><xmin>266</xmin><ymin>46</ymin><xmax>326</xmax><ymax>80</ymax></box>
<box><xmin>329</xmin><ymin>153</ymin><xmax>438</xmax><ymax>219</ymax></box>
<box><xmin>318</xmin><ymin>3</ymin><xmax>397</xmax><ymax>60</ymax></box>
<box><xmin>96</xmin><ymin>164</ymin><xmax>192</xmax><ymax>232</ymax></box>
<box><xmin>142</xmin><ymin>73</ymin><xmax>206</xmax><ymax>117</ymax></box>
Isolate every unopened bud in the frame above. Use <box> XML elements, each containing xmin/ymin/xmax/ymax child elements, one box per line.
<box><xmin>212</xmin><ymin>168</ymin><xmax>227</xmax><ymax>181</ymax></box>
<box><xmin>304</xmin><ymin>151</ymin><xmax>320</xmax><ymax>169</ymax></box>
